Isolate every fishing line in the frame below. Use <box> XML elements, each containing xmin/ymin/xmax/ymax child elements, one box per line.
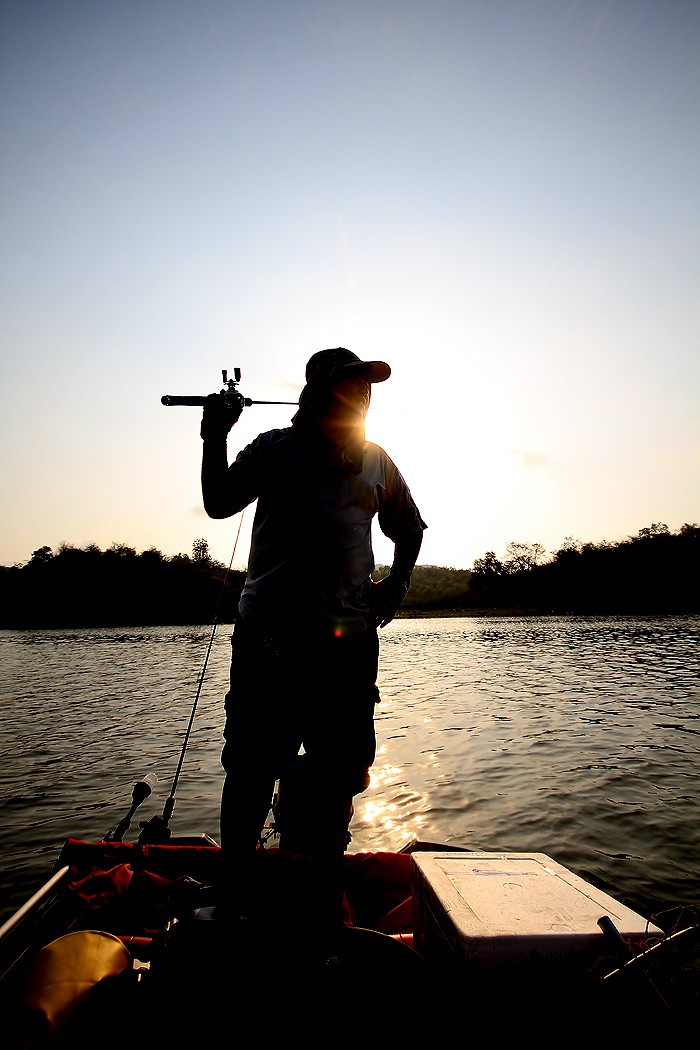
<box><xmin>161</xmin><ymin>510</ymin><xmax>246</xmax><ymax>829</ymax></box>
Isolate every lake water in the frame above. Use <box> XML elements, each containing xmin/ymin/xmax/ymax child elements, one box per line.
<box><xmin>1</xmin><ymin>616</ymin><xmax>699</xmax><ymax>928</ymax></box>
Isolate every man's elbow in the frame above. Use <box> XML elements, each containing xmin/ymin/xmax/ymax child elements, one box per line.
<box><xmin>202</xmin><ymin>496</ymin><xmax>231</xmax><ymax>519</ymax></box>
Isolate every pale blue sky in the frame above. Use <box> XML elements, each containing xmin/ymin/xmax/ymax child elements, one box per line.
<box><xmin>1</xmin><ymin>0</ymin><xmax>698</xmax><ymax>570</ymax></box>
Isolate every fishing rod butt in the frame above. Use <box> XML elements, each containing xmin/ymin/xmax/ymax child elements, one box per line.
<box><xmin>133</xmin><ymin>771</ymin><xmax>158</xmax><ymax>805</ymax></box>
<box><xmin>105</xmin><ymin>771</ymin><xmax>159</xmax><ymax>842</ymax></box>
<box><xmin>161</xmin><ymin>395</ymin><xmax>207</xmax><ymax>407</ymax></box>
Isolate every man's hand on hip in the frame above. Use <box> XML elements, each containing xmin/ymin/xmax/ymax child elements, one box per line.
<box><xmin>370</xmin><ymin>574</ymin><xmax>410</xmax><ymax>628</ymax></box>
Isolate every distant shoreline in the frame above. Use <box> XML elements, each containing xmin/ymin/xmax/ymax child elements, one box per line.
<box><xmin>398</xmin><ymin>607</ymin><xmax>539</xmax><ymax>618</ymax></box>
<box><xmin>397</xmin><ymin>607</ymin><xmax>699</xmax><ymax>618</ymax></box>
<box><xmin>3</xmin><ymin>608</ymin><xmax>698</xmax><ymax>631</ymax></box>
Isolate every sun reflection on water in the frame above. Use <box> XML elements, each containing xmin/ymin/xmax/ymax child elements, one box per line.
<box><xmin>368</xmin><ymin>761</ymin><xmax>402</xmax><ymax>790</ymax></box>
<box><xmin>354</xmin><ymin>758</ymin><xmax>428</xmax><ymax>845</ymax></box>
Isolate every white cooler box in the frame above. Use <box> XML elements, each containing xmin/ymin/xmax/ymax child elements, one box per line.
<box><xmin>411</xmin><ymin>851</ymin><xmax>662</xmax><ymax>972</ymax></box>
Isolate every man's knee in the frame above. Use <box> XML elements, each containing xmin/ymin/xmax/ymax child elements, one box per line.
<box><xmin>296</xmin><ymin>756</ymin><xmax>371</xmax><ymax>798</ymax></box>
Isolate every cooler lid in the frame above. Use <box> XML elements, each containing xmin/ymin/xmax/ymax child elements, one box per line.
<box><xmin>411</xmin><ymin>852</ymin><xmax>661</xmax><ymax>940</ymax></box>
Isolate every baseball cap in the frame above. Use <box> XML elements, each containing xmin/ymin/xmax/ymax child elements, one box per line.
<box><xmin>305</xmin><ymin>348</ymin><xmax>391</xmax><ymax>385</ymax></box>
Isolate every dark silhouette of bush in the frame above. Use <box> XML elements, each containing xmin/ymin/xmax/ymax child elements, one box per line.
<box><xmin>469</xmin><ymin>524</ymin><xmax>699</xmax><ymax>614</ymax></box>
<box><xmin>0</xmin><ymin>543</ymin><xmax>245</xmax><ymax>628</ymax></box>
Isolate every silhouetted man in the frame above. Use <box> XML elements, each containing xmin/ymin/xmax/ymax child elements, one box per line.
<box><xmin>201</xmin><ymin>348</ymin><xmax>426</xmax><ymax>903</ymax></box>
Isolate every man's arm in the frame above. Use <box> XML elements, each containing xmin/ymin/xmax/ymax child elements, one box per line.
<box><xmin>371</xmin><ymin>529</ymin><xmax>423</xmax><ymax>628</ymax></box>
<box><xmin>200</xmin><ymin>393</ymin><xmax>254</xmax><ymax>519</ymax></box>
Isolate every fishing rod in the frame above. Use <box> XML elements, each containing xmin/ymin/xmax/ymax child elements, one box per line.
<box><xmin>136</xmin><ymin>512</ymin><xmax>247</xmax><ymax>844</ymax></box>
<box><xmin>161</xmin><ymin>368</ymin><xmax>299</xmax><ymax>411</ymax></box>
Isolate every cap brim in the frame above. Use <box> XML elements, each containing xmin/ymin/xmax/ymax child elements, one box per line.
<box><xmin>338</xmin><ymin>360</ymin><xmax>391</xmax><ymax>383</ymax></box>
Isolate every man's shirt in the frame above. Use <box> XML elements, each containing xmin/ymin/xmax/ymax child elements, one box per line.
<box><xmin>225</xmin><ymin>427</ymin><xmax>426</xmax><ymax>636</ymax></box>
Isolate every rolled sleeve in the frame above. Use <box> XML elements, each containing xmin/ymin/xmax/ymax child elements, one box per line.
<box><xmin>376</xmin><ymin>454</ymin><xmax>427</xmax><ymax>542</ymax></box>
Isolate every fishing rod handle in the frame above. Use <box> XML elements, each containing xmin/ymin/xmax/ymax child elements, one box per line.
<box><xmin>161</xmin><ymin>394</ymin><xmax>253</xmax><ymax>407</ymax></box>
<box><xmin>161</xmin><ymin>395</ymin><xmax>207</xmax><ymax>406</ymax></box>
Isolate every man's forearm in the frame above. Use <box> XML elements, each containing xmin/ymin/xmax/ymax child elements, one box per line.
<box><xmin>200</xmin><ymin>391</ymin><xmax>252</xmax><ymax>518</ymax></box>
<box><xmin>370</xmin><ymin>530</ymin><xmax>423</xmax><ymax>628</ymax></box>
<box><xmin>390</xmin><ymin>530</ymin><xmax>423</xmax><ymax>587</ymax></box>
<box><xmin>201</xmin><ymin>437</ymin><xmax>235</xmax><ymax>518</ymax></box>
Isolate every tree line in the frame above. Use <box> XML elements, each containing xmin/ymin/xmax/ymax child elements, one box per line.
<box><xmin>0</xmin><ymin>540</ymin><xmax>246</xmax><ymax>628</ymax></box>
<box><xmin>379</xmin><ymin>523</ymin><xmax>698</xmax><ymax>614</ymax></box>
<box><xmin>1</xmin><ymin>523</ymin><xmax>697</xmax><ymax>627</ymax></box>
<box><xmin>463</xmin><ymin>523</ymin><xmax>699</xmax><ymax>614</ymax></box>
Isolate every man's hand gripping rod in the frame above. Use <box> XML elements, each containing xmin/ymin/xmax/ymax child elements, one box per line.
<box><xmin>161</xmin><ymin>369</ymin><xmax>298</xmax><ymax>410</ymax></box>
